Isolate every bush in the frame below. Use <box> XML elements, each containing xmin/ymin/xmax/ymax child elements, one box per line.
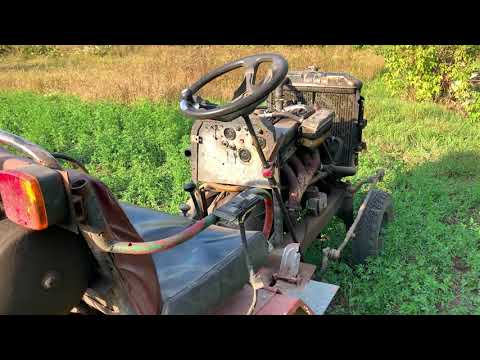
<box><xmin>78</xmin><ymin>45</ymin><xmax>114</xmax><ymax>56</ymax></box>
<box><xmin>0</xmin><ymin>45</ymin><xmax>61</xmax><ymax>58</ymax></box>
<box><xmin>19</xmin><ymin>45</ymin><xmax>60</xmax><ymax>58</ymax></box>
<box><xmin>381</xmin><ymin>45</ymin><xmax>480</xmax><ymax>121</ymax></box>
<box><xmin>0</xmin><ymin>45</ymin><xmax>15</xmax><ymax>56</ymax></box>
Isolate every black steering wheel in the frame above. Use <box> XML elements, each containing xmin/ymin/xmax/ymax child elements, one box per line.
<box><xmin>179</xmin><ymin>53</ymin><xmax>288</xmax><ymax>122</ymax></box>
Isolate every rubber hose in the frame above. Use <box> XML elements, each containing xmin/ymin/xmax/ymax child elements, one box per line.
<box><xmin>108</xmin><ymin>214</ymin><xmax>219</xmax><ymax>255</ymax></box>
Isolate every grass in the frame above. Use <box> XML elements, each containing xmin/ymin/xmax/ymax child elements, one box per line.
<box><xmin>0</xmin><ymin>45</ymin><xmax>384</xmax><ymax>103</ymax></box>
<box><xmin>0</xmin><ymin>92</ymin><xmax>192</xmax><ymax>213</ymax></box>
<box><xmin>305</xmin><ymin>79</ymin><xmax>480</xmax><ymax>314</ymax></box>
<box><xmin>0</xmin><ymin>46</ymin><xmax>479</xmax><ymax>314</ymax></box>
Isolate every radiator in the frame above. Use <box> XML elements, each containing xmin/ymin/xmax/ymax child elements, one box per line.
<box><xmin>268</xmin><ymin>69</ymin><xmax>364</xmax><ymax>167</ymax></box>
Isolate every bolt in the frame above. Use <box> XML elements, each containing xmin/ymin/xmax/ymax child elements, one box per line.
<box><xmin>180</xmin><ymin>203</ymin><xmax>191</xmax><ymax>217</ymax></box>
<box><xmin>41</xmin><ymin>271</ymin><xmax>60</xmax><ymax>290</ymax></box>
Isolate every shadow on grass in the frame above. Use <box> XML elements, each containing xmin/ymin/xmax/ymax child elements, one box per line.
<box><xmin>316</xmin><ymin>150</ymin><xmax>480</xmax><ymax>314</ymax></box>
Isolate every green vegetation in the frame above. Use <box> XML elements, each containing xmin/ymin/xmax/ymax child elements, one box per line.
<box><xmin>0</xmin><ymin>43</ymin><xmax>479</xmax><ymax>314</ymax></box>
<box><xmin>306</xmin><ymin>79</ymin><xmax>480</xmax><ymax>314</ymax></box>
<box><xmin>1</xmin><ymin>75</ymin><xmax>478</xmax><ymax>314</ymax></box>
<box><xmin>0</xmin><ymin>93</ymin><xmax>192</xmax><ymax>213</ymax></box>
<box><xmin>381</xmin><ymin>45</ymin><xmax>480</xmax><ymax>121</ymax></box>
<box><xmin>0</xmin><ymin>45</ymin><xmax>61</xmax><ymax>59</ymax></box>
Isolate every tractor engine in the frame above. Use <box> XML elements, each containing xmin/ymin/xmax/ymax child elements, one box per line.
<box><xmin>188</xmin><ymin>68</ymin><xmax>366</xmax><ymax>245</ymax></box>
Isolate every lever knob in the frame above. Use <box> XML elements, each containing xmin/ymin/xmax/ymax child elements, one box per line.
<box><xmin>183</xmin><ymin>182</ymin><xmax>196</xmax><ymax>193</ymax></box>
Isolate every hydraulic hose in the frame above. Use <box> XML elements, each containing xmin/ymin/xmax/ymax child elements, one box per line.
<box><xmin>106</xmin><ymin>188</ymin><xmax>272</xmax><ymax>255</ymax></box>
<box><xmin>248</xmin><ymin>188</ymin><xmax>273</xmax><ymax>240</ymax></box>
<box><xmin>107</xmin><ymin>214</ymin><xmax>219</xmax><ymax>255</ymax></box>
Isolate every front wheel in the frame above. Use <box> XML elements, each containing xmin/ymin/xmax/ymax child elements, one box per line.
<box><xmin>352</xmin><ymin>189</ymin><xmax>394</xmax><ymax>265</ymax></box>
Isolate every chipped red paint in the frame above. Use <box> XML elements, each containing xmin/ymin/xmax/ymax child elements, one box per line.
<box><xmin>212</xmin><ymin>285</ymin><xmax>314</xmax><ymax>315</ymax></box>
<box><xmin>84</xmin><ymin>175</ymin><xmax>162</xmax><ymax>314</ymax></box>
<box><xmin>255</xmin><ymin>293</ymin><xmax>313</xmax><ymax>315</ymax></box>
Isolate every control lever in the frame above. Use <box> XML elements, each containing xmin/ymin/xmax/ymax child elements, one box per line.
<box><xmin>214</xmin><ymin>188</ymin><xmax>267</xmax><ymax>315</ymax></box>
<box><xmin>184</xmin><ymin>182</ymin><xmax>202</xmax><ymax>218</ymax></box>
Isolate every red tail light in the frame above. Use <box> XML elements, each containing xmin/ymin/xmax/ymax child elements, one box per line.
<box><xmin>0</xmin><ymin>170</ymin><xmax>48</xmax><ymax>230</ymax></box>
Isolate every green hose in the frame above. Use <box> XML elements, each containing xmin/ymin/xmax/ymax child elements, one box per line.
<box><xmin>108</xmin><ymin>214</ymin><xmax>219</xmax><ymax>255</ymax></box>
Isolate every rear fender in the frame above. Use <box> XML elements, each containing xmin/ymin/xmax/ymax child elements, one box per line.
<box><xmin>66</xmin><ymin>170</ymin><xmax>162</xmax><ymax>315</ymax></box>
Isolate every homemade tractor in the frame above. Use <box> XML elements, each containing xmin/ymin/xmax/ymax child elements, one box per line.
<box><xmin>0</xmin><ymin>53</ymin><xmax>393</xmax><ymax>315</ymax></box>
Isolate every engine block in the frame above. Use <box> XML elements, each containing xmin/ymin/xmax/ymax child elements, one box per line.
<box><xmin>268</xmin><ymin>69</ymin><xmax>365</xmax><ymax>167</ymax></box>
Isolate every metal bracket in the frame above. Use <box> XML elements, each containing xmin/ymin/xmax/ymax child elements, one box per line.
<box><xmin>274</xmin><ymin>243</ymin><xmax>301</xmax><ymax>283</ymax></box>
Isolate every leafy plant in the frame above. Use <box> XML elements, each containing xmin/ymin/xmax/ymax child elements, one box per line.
<box><xmin>0</xmin><ymin>45</ymin><xmax>15</xmax><ymax>57</ymax></box>
<box><xmin>19</xmin><ymin>45</ymin><xmax>61</xmax><ymax>58</ymax></box>
<box><xmin>381</xmin><ymin>45</ymin><xmax>480</xmax><ymax>121</ymax></box>
<box><xmin>79</xmin><ymin>45</ymin><xmax>113</xmax><ymax>56</ymax></box>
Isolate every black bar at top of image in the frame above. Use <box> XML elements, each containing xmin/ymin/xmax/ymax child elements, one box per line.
<box><xmin>0</xmin><ymin>3</ymin><xmax>478</xmax><ymax>44</ymax></box>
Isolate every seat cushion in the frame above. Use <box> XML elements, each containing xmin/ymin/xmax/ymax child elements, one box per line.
<box><xmin>121</xmin><ymin>204</ymin><xmax>268</xmax><ymax>315</ymax></box>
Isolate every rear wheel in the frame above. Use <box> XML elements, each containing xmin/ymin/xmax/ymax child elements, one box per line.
<box><xmin>0</xmin><ymin>219</ymin><xmax>96</xmax><ymax>314</ymax></box>
<box><xmin>352</xmin><ymin>189</ymin><xmax>393</xmax><ymax>265</ymax></box>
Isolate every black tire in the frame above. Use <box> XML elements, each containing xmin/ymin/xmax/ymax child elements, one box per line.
<box><xmin>352</xmin><ymin>189</ymin><xmax>394</xmax><ymax>265</ymax></box>
<box><xmin>0</xmin><ymin>219</ymin><xmax>96</xmax><ymax>314</ymax></box>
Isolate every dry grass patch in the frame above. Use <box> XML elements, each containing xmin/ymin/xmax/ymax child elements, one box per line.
<box><xmin>0</xmin><ymin>45</ymin><xmax>384</xmax><ymax>103</ymax></box>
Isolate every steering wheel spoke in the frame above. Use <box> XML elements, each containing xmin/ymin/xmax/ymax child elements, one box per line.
<box><xmin>244</xmin><ymin>63</ymin><xmax>258</xmax><ymax>95</ymax></box>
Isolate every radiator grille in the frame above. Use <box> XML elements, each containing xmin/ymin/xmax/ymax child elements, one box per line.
<box><xmin>268</xmin><ymin>86</ymin><xmax>359</xmax><ymax>166</ymax></box>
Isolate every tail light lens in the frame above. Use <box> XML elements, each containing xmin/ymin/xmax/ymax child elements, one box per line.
<box><xmin>0</xmin><ymin>170</ymin><xmax>48</xmax><ymax>230</ymax></box>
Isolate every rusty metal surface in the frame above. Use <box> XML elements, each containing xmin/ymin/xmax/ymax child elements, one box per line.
<box><xmin>280</xmin><ymin>280</ymin><xmax>339</xmax><ymax>315</ymax></box>
<box><xmin>275</xmin><ymin>262</ymin><xmax>317</xmax><ymax>290</ymax></box>
<box><xmin>273</xmin><ymin>261</ymin><xmax>338</xmax><ymax>315</ymax></box>
<box><xmin>212</xmin><ymin>285</ymin><xmax>314</xmax><ymax>315</ymax></box>
<box><xmin>192</xmin><ymin>115</ymin><xmax>277</xmax><ymax>188</ymax></box>
<box><xmin>255</xmin><ymin>292</ymin><xmax>313</xmax><ymax>315</ymax></box>
<box><xmin>286</xmin><ymin>186</ymin><xmax>347</xmax><ymax>252</ymax></box>
<box><xmin>67</xmin><ymin>170</ymin><xmax>162</xmax><ymax>315</ymax></box>
<box><xmin>211</xmin><ymin>286</ymin><xmax>275</xmax><ymax>315</ymax></box>
<box><xmin>282</xmin><ymin>149</ymin><xmax>321</xmax><ymax>210</ymax></box>
<box><xmin>211</xmin><ymin>258</ymin><xmax>322</xmax><ymax>315</ymax></box>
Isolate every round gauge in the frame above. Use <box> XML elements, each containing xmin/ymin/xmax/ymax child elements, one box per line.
<box><xmin>224</xmin><ymin>128</ymin><xmax>236</xmax><ymax>140</ymax></box>
<box><xmin>238</xmin><ymin>148</ymin><xmax>252</xmax><ymax>163</ymax></box>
